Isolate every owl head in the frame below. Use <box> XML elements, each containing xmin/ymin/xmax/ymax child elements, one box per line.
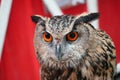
<box><xmin>31</xmin><ymin>13</ymin><xmax>99</xmax><ymax>69</ymax></box>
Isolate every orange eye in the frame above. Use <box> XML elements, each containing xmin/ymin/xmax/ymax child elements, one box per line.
<box><xmin>66</xmin><ymin>32</ymin><xmax>78</xmax><ymax>41</ymax></box>
<box><xmin>43</xmin><ymin>32</ymin><xmax>53</xmax><ymax>42</ymax></box>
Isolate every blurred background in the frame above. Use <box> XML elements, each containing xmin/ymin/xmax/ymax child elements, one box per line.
<box><xmin>0</xmin><ymin>0</ymin><xmax>120</xmax><ymax>80</ymax></box>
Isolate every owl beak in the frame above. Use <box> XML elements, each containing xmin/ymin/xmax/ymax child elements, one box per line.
<box><xmin>56</xmin><ymin>44</ymin><xmax>62</xmax><ymax>61</ymax></box>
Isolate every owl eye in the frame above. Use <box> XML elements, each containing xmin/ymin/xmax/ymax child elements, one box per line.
<box><xmin>43</xmin><ymin>32</ymin><xmax>53</xmax><ymax>42</ymax></box>
<box><xmin>66</xmin><ymin>32</ymin><xmax>78</xmax><ymax>41</ymax></box>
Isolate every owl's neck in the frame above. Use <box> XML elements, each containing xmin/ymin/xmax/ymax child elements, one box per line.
<box><xmin>40</xmin><ymin>66</ymin><xmax>82</xmax><ymax>80</ymax></box>
<box><xmin>40</xmin><ymin>63</ymin><xmax>114</xmax><ymax>80</ymax></box>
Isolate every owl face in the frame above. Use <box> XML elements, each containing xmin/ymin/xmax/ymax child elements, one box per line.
<box><xmin>32</xmin><ymin>13</ymin><xmax>99</xmax><ymax>69</ymax></box>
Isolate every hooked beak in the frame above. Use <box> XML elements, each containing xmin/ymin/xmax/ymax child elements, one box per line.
<box><xmin>56</xmin><ymin>44</ymin><xmax>62</xmax><ymax>60</ymax></box>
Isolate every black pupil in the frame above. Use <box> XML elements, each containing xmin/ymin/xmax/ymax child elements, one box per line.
<box><xmin>70</xmin><ymin>33</ymin><xmax>75</xmax><ymax>38</ymax></box>
<box><xmin>45</xmin><ymin>33</ymin><xmax>50</xmax><ymax>39</ymax></box>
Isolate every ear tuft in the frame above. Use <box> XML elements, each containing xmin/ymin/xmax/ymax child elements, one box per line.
<box><xmin>75</xmin><ymin>13</ymin><xmax>99</xmax><ymax>25</ymax></box>
<box><xmin>31</xmin><ymin>15</ymin><xmax>40</xmax><ymax>23</ymax></box>
<box><xmin>31</xmin><ymin>15</ymin><xmax>45</xmax><ymax>24</ymax></box>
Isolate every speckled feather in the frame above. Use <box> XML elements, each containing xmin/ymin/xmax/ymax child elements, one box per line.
<box><xmin>32</xmin><ymin>13</ymin><xmax>116</xmax><ymax>80</ymax></box>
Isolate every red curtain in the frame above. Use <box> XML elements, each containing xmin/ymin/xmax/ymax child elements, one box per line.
<box><xmin>98</xmin><ymin>0</ymin><xmax>120</xmax><ymax>63</ymax></box>
<box><xmin>0</xmin><ymin>0</ymin><xmax>120</xmax><ymax>80</ymax></box>
<box><xmin>0</xmin><ymin>0</ymin><xmax>44</xmax><ymax>80</ymax></box>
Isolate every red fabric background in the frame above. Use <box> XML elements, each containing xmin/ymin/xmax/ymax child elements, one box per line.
<box><xmin>99</xmin><ymin>0</ymin><xmax>120</xmax><ymax>63</ymax></box>
<box><xmin>0</xmin><ymin>0</ymin><xmax>44</xmax><ymax>80</ymax></box>
<box><xmin>0</xmin><ymin>0</ymin><xmax>120</xmax><ymax>80</ymax></box>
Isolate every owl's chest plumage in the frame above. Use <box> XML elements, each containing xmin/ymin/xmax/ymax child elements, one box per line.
<box><xmin>41</xmin><ymin>59</ymin><xmax>114</xmax><ymax>80</ymax></box>
<box><xmin>41</xmin><ymin>46</ymin><xmax>116</xmax><ymax>80</ymax></box>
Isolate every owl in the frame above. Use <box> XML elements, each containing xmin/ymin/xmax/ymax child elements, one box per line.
<box><xmin>31</xmin><ymin>13</ymin><xmax>116</xmax><ymax>80</ymax></box>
